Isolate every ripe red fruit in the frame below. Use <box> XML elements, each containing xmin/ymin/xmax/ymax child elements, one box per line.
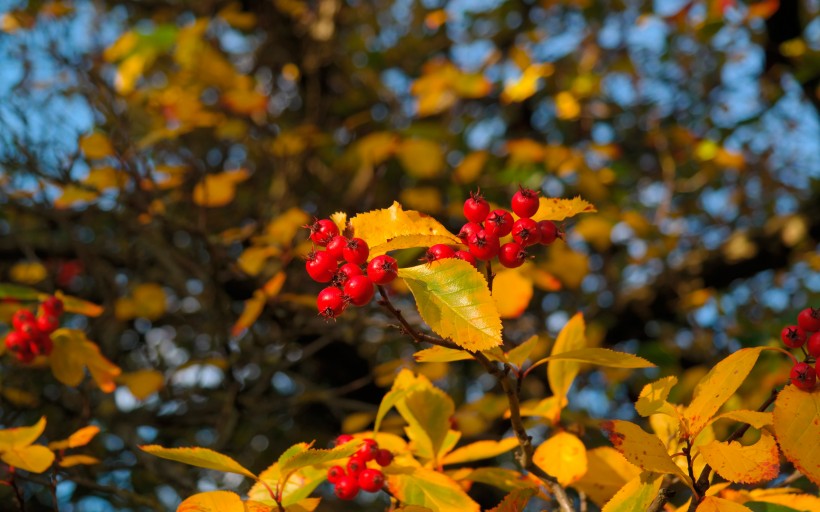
<box><xmin>326</xmin><ymin>235</ymin><xmax>348</xmax><ymax>261</ymax></box>
<box><xmin>458</xmin><ymin>222</ymin><xmax>482</xmax><ymax>243</ymax></box>
<box><xmin>306</xmin><ymin>251</ymin><xmax>337</xmax><ymax>283</ymax></box>
<box><xmin>538</xmin><ymin>220</ymin><xmax>560</xmax><ymax>245</ymax></box>
<box><xmin>498</xmin><ymin>243</ymin><xmax>527</xmax><ymax>269</ymax></box>
<box><xmin>367</xmin><ymin>255</ymin><xmax>398</xmax><ymax>285</ymax></box>
<box><xmin>807</xmin><ymin>332</ymin><xmax>820</xmax><ymax>358</ymax></box>
<box><xmin>463</xmin><ymin>190</ymin><xmax>490</xmax><ymax>224</ymax></box>
<box><xmin>468</xmin><ymin>230</ymin><xmax>500</xmax><ymax>261</ymax></box>
<box><xmin>37</xmin><ymin>315</ymin><xmax>60</xmax><ymax>334</ymax></box>
<box><xmin>424</xmin><ymin>244</ymin><xmax>455</xmax><ymax>262</ymax></box>
<box><xmin>511</xmin><ymin>218</ymin><xmax>540</xmax><ymax>247</ymax></box>
<box><xmin>511</xmin><ymin>186</ymin><xmax>540</xmax><ymax>218</ymax></box>
<box><xmin>12</xmin><ymin>309</ymin><xmax>36</xmax><ymax>330</ymax></box>
<box><xmin>306</xmin><ymin>219</ymin><xmax>340</xmax><ymax>246</ymax></box>
<box><xmin>797</xmin><ymin>307</ymin><xmax>820</xmax><ymax>332</ymax></box>
<box><xmin>34</xmin><ymin>334</ymin><xmax>53</xmax><ymax>356</ymax></box>
<box><xmin>453</xmin><ymin>250</ymin><xmax>478</xmax><ymax>268</ymax></box>
<box><xmin>358</xmin><ymin>468</ymin><xmax>385</xmax><ymax>493</ymax></box>
<box><xmin>334</xmin><ymin>475</ymin><xmax>360</xmax><ymax>500</ymax></box>
<box><xmin>790</xmin><ymin>362</ymin><xmax>817</xmax><ymax>391</ymax></box>
<box><xmin>5</xmin><ymin>330</ymin><xmax>27</xmax><ymax>351</ymax></box>
<box><xmin>484</xmin><ymin>209</ymin><xmax>514</xmax><ymax>237</ymax></box>
<box><xmin>42</xmin><ymin>297</ymin><xmax>64</xmax><ymax>317</ymax></box>
<box><xmin>374</xmin><ymin>448</ymin><xmax>393</xmax><ymax>467</ymax></box>
<box><xmin>327</xmin><ymin>465</ymin><xmax>346</xmax><ymax>484</ymax></box>
<box><xmin>335</xmin><ymin>434</ymin><xmax>354</xmax><ymax>445</ymax></box>
<box><xmin>343</xmin><ymin>238</ymin><xmax>369</xmax><ymax>265</ymax></box>
<box><xmin>356</xmin><ymin>439</ymin><xmax>379</xmax><ymax>462</ymax></box>
<box><xmin>334</xmin><ymin>263</ymin><xmax>363</xmax><ymax>287</ymax></box>
<box><xmin>14</xmin><ymin>345</ymin><xmax>35</xmax><ymax>363</ymax></box>
<box><xmin>317</xmin><ymin>287</ymin><xmax>346</xmax><ymax>319</ymax></box>
<box><xmin>346</xmin><ymin>456</ymin><xmax>367</xmax><ymax>476</ymax></box>
<box><xmin>344</xmin><ymin>275</ymin><xmax>375</xmax><ymax>306</ymax></box>
<box><xmin>781</xmin><ymin>326</ymin><xmax>806</xmax><ymax>348</ymax></box>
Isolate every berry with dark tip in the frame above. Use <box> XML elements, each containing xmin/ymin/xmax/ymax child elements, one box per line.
<box><xmin>327</xmin><ymin>466</ymin><xmax>345</xmax><ymax>484</ymax></box>
<box><xmin>790</xmin><ymin>362</ymin><xmax>817</xmax><ymax>391</ymax></box>
<box><xmin>453</xmin><ymin>250</ymin><xmax>478</xmax><ymax>269</ymax></box>
<box><xmin>467</xmin><ymin>230</ymin><xmax>500</xmax><ymax>261</ymax></box>
<box><xmin>343</xmin><ymin>238</ymin><xmax>370</xmax><ymax>265</ymax></box>
<box><xmin>424</xmin><ymin>244</ymin><xmax>455</xmax><ymax>262</ymax></box>
<box><xmin>306</xmin><ymin>218</ymin><xmax>340</xmax><ymax>246</ymax></box>
<box><xmin>326</xmin><ymin>235</ymin><xmax>348</xmax><ymax>261</ymax></box>
<box><xmin>537</xmin><ymin>220</ymin><xmax>560</xmax><ymax>245</ymax></box>
<box><xmin>346</xmin><ymin>455</ymin><xmax>367</xmax><ymax>477</ymax></box>
<box><xmin>334</xmin><ymin>475</ymin><xmax>360</xmax><ymax>500</ymax></box>
<box><xmin>498</xmin><ymin>242</ymin><xmax>527</xmax><ymax>269</ymax></box>
<box><xmin>317</xmin><ymin>287</ymin><xmax>346</xmax><ymax>319</ymax></box>
<box><xmin>367</xmin><ymin>255</ymin><xmax>398</xmax><ymax>285</ymax></box>
<box><xmin>356</xmin><ymin>439</ymin><xmax>379</xmax><ymax>462</ymax></box>
<box><xmin>781</xmin><ymin>326</ymin><xmax>806</xmax><ymax>349</ymax></box>
<box><xmin>344</xmin><ymin>275</ymin><xmax>375</xmax><ymax>306</ymax></box>
<box><xmin>797</xmin><ymin>307</ymin><xmax>820</xmax><ymax>332</ymax></box>
<box><xmin>511</xmin><ymin>218</ymin><xmax>540</xmax><ymax>247</ymax></box>
<box><xmin>511</xmin><ymin>186</ymin><xmax>540</xmax><ymax>218</ymax></box>
<box><xmin>484</xmin><ymin>209</ymin><xmax>514</xmax><ymax>238</ymax></box>
<box><xmin>306</xmin><ymin>251</ymin><xmax>338</xmax><ymax>283</ymax></box>
<box><xmin>463</xmin><ymin>190</ymin><xmax>490</xmax><ymax>224</ymax></box>
<box><xmin>458</xmin><ymin>222</ymin><xmax>482</xmax><ymax>243</ymax></box>
<box><xmin>358</xmin><ymin>468</ymin><xmax>385</xmax><ymax>493</ymax></box>
<box><xmin>374</xmin><ymin>449</ymin><xmax>393</xmax><ymax>467</ymax></box>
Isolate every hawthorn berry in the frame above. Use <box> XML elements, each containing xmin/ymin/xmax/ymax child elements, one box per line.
<box><xmin>327</xmin><ymin>465</ymin><xmax>345</xmax><ymax>484</ymax></box>
<box><xmin>807</xmin><ymin>332</ymin><xmax>820</xmax><ymax>358</ymax></box>
<box><xmin>41</xmin><ymin>296</ymin><xmax>64</xmax><ymax>317</ymax></box>
<box><xmin>317</xmin><ymin>287</ymin><xmax>346</xmax><ymax>319</ymax></box>
<box><xmin>484</xmin><ymin>209</ymin><xmax>514</xmax><ymax>238</ymax></box>
<box><xmin>511</xmin><ymin>218</ymin><xmax>540</xmax><ymax>247</ymax></box>
<box><xmin>358</xmin><ymin>468</ymin><xmax>385</xmax><ymax>493</ymax></box>
<box><xmin>424</xmin><ymin>244</ymin><xmax>455</xmax><ymax>262</ymax></box>
<box><xmin>12</xmin><ymin>309</ymin><xmax>35</xmax><ymax>330</ymax></box>
<box><xmin>37</xmin><ymin>315</ymin><xmax>59</xmax><ymax>334</ymax></box>
<box><xmin>511</xmin><ymin>186</ymin><xmax>540</xmax><ymax>218</ymax></box>
<box><xmin>797</xmin><ymin>307</ymin><xmax>820</xmax><ymax>332</ymax></box>
<box><xmin>537</xmin><ymin>220</ymin><xmax>560</xmax><ymax>245</ymax></box>
<box><xmin>781</xmin><ymin>326</ymin><xmax>806</xmax><ymax>349</ymax></box>
<box><xmin>367</xmin><ymin>255</ymin><xmax>398</xmax><ymax>285</ymax></box>
<box><xmin>335</xmin><ymin>434</ymin><xmax>354</xmax><ymax>445</ymax></box>
<box><xmin>463</xmin><ymin>190</ymin><xmax>490</xmax><ymax>224</ymax></box>
<box><xmin>468</xmin><ymin>230</ymin><xmax>500</xmax><ymax>261</ymax></box>
<box><xmin>343</xmin><ymin>238</ymin><xmax>369</xmax><ymax>265</ymax></box>
<box><xmin>356</xmin><ymin>439</ymin><xmax>379</xmax><ymax>462</ymax></box>
<box><xmin>344</xmin><ymin>275</ymin><xmax>375</xmax><ymax>306</ymax></box>
<box><xmin>326</xmin><ymin>235</ymin><xmax>348</xmax><ymax>261</ymax></box>
<box><xmin>4</xmin><ymin>330</ymin><xmax>27</xmax><ymax>352</ymax></box>
<box><xmin>498</xmin><ymin>243</ymin><xmax>527</xmax><ymax>269</ymax></box>
<box><xmin>346</xmin><ymin>455</ymin><xmax>366</xmax><ymax>476</ymax></box>
<box><xmin>34</xmin><ymin>334</ymin><xmax>53</xmax><ymax>356</ymax></box>
<box><xmin>306</xmin><ymin>218</ymin><xmax>340</xmax><ymax>246</ymax></box>
<box><xmin>374</xmin><ymin>448</ymin><xmax>393</xmax><ymax>467</ymax></box>
<box><xmin>334</xmin><ymin>263</ymin><xmax>363</xmax><ymax>287</ymax></box>
<box><xmin>334</xmin><ymin>475</ymin><xmax>360</xmax><ymax>500</ymax></box>
<box><xmin>306</xmin><ymin>251</ymin><xmax>337</xmax><ymax>283</ymax></box>
<box><xmin>790</xmin><ymin>362</ymin><xmax>817</xmax><ymax>391</ymax></box>
<box><xmin>458</xmin><ymin>222</ymin><xmax>482</xmax><ymax>243</ymax></box>
<box><xmin>453</xmin><ymin>250</ymin><xmax>478</xmax><ymax>268</ymax></box>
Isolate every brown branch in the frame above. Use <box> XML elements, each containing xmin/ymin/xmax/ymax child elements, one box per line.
<box><xmin>647</xmin><ymin>487</ymin><xmax>675</xmax><ymax>512</ymax></box>
<box><xmin>375</xmin><ymin>286</ymin><xmax>461</xmax><ymax>350</ymax></box>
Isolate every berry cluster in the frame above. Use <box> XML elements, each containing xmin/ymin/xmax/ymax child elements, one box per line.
<box><xmin>305</xmin><ymin>218</ymin><xmax>398</xmax><ymax>320</ymax></box>
<box><xmin>328</xmin><ymin>435</ymin><xmax>393</xmax><ymax>500</ymax></box>
<box><xmin>780</xmin><ymin>307</ymin><xmax>820</xmax><ymax>391</ymax></box>
<box><xmin>433</xmin><ymin>187</ymin><xmax>560</xmax><ymax>269</ymax></box>
<box><xmin>4</xmin><ymin>297</ymin><xmax>63</xmax><ymax>363</ymax></box>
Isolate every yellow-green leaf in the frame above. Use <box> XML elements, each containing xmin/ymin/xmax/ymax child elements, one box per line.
<box><xmin>48</xmin><ymin>425</ymin><xmax>100</xmax><ymax>450</ymax></box>
<box><xmin>696</xmin><ymin>496</ymin><xmax>753</xmax><ymax>512</ymax></box>
<box><xmin>0</xmin><ymin>416</ymin><xmax>46</xmax><ymax>451</ymax></box>
<box><xmin>635</xmin><ymin>376</ymin><xmax>679</xmax><ymax>417</ymax></box>
<box><xmin>531</xmin><ymin>196</ymin><xmax>596</xmax><ymax>222</ymax></box>
<box><xmin>488</xmin><ymin>488</ymin><xmax>537</xmax><ymax>512</ymax></box>
<box><xmin>279</xmin><ymin>440</ymin><xmax>361</xmax><ymax>474</ymax></box>
<box><xmin>0</xmin><ymin>283</ymin><xmax>40</xmax><ymax>301</ymax></box>
<box><xmin>505</xmin><ymin>335</ymin><xmax>540</xmax><ymax>368</ymax></box>
<box><xmin>397</xmin><ymin>386</ymin><xmax>455</xmax><ymax>461</ymax></box>
<box><xmin>534</xmin><ymin>347</ymin><xmax>655</xmax><ymax>373</ymax></box>
<box><xmin>547</xmin><ymin>312</ymin><xmax>586</xmax><ymax>406</ymax></box>
<box><xmin>387</xmin><ymin>466</ymin><xmax>480</xmax><ymax>512</ymax></box>
<box><xmin>533</xmin><ymin>432</ymin><xmax>587</xmax><ymax>486</ymax></box>
<box><xmin>773</xmin><ymin>385</ymin><xmax>820</xmax><ymax>485</ymax></box>
<box><xmin>698</xmin><ymin>431</ymin><xmax>779</xmax><ymax>484</ymax></box>
<box><xmin>602</xmin><ymin>472</ymin><xmax>663</xmax><ymax>512</ymax></box>
<box><xmin>54</xmin><ymin>291</ymin><xmax>104</xmax><ymax>317</ymax></box>
<box><xmin>572</xmin><ymin>447</ymin><xmax>641</xmax><ymax>507</ymax></box>
<box><xmin>600</xmin><ymin>420</ymin><xmax>689</xmax><ymax>483</ymax></box>
<box><xmin>247</xmin><ymin>461</ymin><xmax>326</xmax><ymax>507</ymax></box>
<box><xmin>350</xmin><ymin>202</ymin><xmax>459</xmax><ymax>253</ymax></box>
<box><xmin>453</xmin><ymin>467</ymin><xmax>537</xmax><ymax>493</ymax></box>
<box><xmin>706</xmin><ymin>410</ymin><xmax>773</xmax><ymax>431</ymax></box>
<box><xmin>398</xmin><ymin>260</ymin><xmax>502</xmax><ymax>352</ymax></box>
<box><xmin>139</xmin><ymin>445</ymin><xmax>256</xmax><ymax>480</ymax></box>
<box><xmin>1</xmin><ymin>445</ymin><xmax>55</xmax><ymax>473</ymax></box>
<box><xmin>50</xmin><ymin>328</ymin><xmax>121</xmax><ymax>393</ymax></box>
<box><xmin>441</xmin><ymin>437</ymin><xmax>518</xmax><ymax>465</ymax></box>
<box><xmin>414</xmin><ymin>346</ymin><xmax>472</xmax><ymax>363</ymax></box>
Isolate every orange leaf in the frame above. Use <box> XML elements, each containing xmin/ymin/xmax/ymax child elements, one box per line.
<box><xmin>79</xmin><ymin>132</ymin><xmax>114</xmax><ymax>159</ymax></box>
<box><xmin>698</xmin><ymin>431</ymin><xmax>779</xmax><ymax>484</ymax></box>
<box><xmin>49</xmin><ymin>425</ymin><xmax>100</xmax><ymax>450</ymax></box>
<box><xmin>531</xmin><ymin>196</ymin><xmax>596</xmax><ymax>222</ymax></box>
<box><xmin>696</xmin><ymin>496</ymin><xmax>752</xmax><ymax>512</ymax></box>
<box><xmin>193</xmin><ymin>169</ymin><xmax>250</xmax><ymax>207</ymax></box>
<box><xmin>773</xmin><ymin>385</ymin><xmax>820</xmax><ymax>485</ymax></box>
<box><xmin>59</xmin><ymin>455</ymin><xmax>100</xmax><ymax>467</ymax></box>
<box><xmin>49</xmin><ymin>328</ymin><xmax>122</xmax><ymax>392</ymax></box>
<box><xmin>600</xmin><ymin>420</ymin><xmax>690</xmax><ymax>484</ymax></box>
<box><xmin>492</xmin><ymin>268</ymin><xmax>533</xmax><ymax>319</ymax></box>
<box><xmin>533</xmin><ymin>432</ymin><xmax>587</xmax><ymax>486</ymax></box>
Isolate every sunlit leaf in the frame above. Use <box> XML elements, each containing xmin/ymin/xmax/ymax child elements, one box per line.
<box><xmin>139</xmin><ymin>445</ymin><xmax>257</xmax><ymax>480</ymax></box>
<box><xmin>706</xmin><ymin>410</ymin><xmax>772</xmax><ymax>431</ymax></box>
<box><xmin>278</xmin><ymin>440</ymin><xmax>361</xmax><ymax>474</ymax></box>
<box><xmin>534</xmin><ymin>347</ymin><xmax>655</xmax><ymax>372</ymax></box>
<box><xmin>79</xmin><ymin>132</ymin><xmax>115</xmax><ymax>159</ymax></box>
<box><xmin>505</xmin><ymin>335</ymin><xmax>540</xmax><ymax>368</ymax></box>
<box><xmin>397</xmin><ymin>387</ymin><xmax>455</xmax><ymax>462</ymax></box>
<box><xmin>231</xmin><ymin>290</ymin><xmax>266</xmax><ymax>337</ymax></box>
<box><xmin>117</xmin><ymin>370</ymin><xmax>165</xmax><ymax>400</ymax></box>
<box><xmin>487</xmin><ymin>488</ymin><xmax>537</xmax><ymax>512</ymax></box>
<box><xmin>178</xmin><ymin>491</ymin><xmax>273</xmax><ymax>512</ymax></box>
<box><xmin>49</xmin><ymin>425</ymin><xmax>100</xmax><ymax>450</ymax></box>
<box><xmin>441</xmin><ymin>437</ymin><xmax>518</xmax><ymax>465</ymax></box>
<box><xmin>531</xmin><ymin>196</ymin><xmax>596</xmax><ymax>222</ymax></box>
<box><xmin>1</xmin><ymin>445</ymin><xmax>55</xmax><ymax>473</ymax></box>
<box><xmin>0</xmin><ymin>416</ymin><xmax>46</xmax><ymax>451</ymax></box>
<box><xmin>59</xmin><ymin>455</ymin><xmax>101</xmax><ymax>467</ymax></box>
<box><xmin>386</xmin><ymin>465</ymin><xmax>480</xmax><ymax>512</ymax></box>
<box><xmin>635</xmin><ymin>376</ymin><xmax>679</xmax><ymax>417</ymax></box>
<box><xmin>247</xmin><ymin>460</ymin><xmax>328</xmax><ymax>507</ymax></box>
<box><xmin>572</xmin><ymin>447</ymin><xmax>641</xmax><ymax>507</ymax></box>
<box><xmin>397</xmin><ymin>139</ymin><xmax>444</xmax><ymax>179</ymax></box>
<box><xmin>193</xmin><ymin>169</ymin><xmax>250</xmax><ymax>207</ymax></box>
<box><xmin>54</xmin><ymin>291</ymin><xmax>104</xmax><ymax>317</ymax></box>
<box><xmin>601</xmin><ymin>472</ymin><xmax>663</xmax><ymax>512</ymax></box>
<box><xmin>50</xmin><ymin>329</ymin><xmax>122</xmax><ymax>392</ymax></box>
<box><xmin>533</xmin><ymin>431</ymin><xmax>587</xmax><ymax>486</ymax></box>
<box><xmin>413</xmin><ymin>346</ymin><xmax>472</xmax><ymax>363</ymax></box>
<box><xmin>773</xmin><ymin>385</ymin><xmax>820</xmax><ymax>485</ymax></box>
<box><xmin>350</xmin><ymin>202</ymin><xmax>459</xmax><ymax>253</ymax></box>
<box><xmin>492</xmin><ymin>268</ymin><xmax>533</xmax><ymax>319</ymax></box>
<box><xmin>699</xmin><ymin>431</ymin><xmax>779</xmax><ymax>484</ymax></box>
<box><xmin>696</xmin><ymin>496</ymin><xmax>753</xmax><ymax>512</ymax></box>
<box><xmin>600</xmin><ymin>420</ymin><xmax>689</xmax><ymax>482</ymax></box>
<box><xmin>547</xmin><ymin>312</ymin><xmax>586</xmax><ymax>406</ymax></box>
<box><xmin>453</xmin><ymin>467</ymin><xmax>538</xmax><ymax>492</ymax></box>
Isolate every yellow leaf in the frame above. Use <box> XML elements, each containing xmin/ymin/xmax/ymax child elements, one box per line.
<box><xmin>501</xmin><ymin>64</ymin><xmax>553</xmax><ymax>103</ymax></box>
<box><xmin>54</xmin><ymin>291</ymin><xmax>104</xmax><ymax>317</ymax></box>
<box><xmin>414</xmin><ymin>346</ymin><xmax>473</xmax><ymax>363</ymax></box>
<box><xmin>684</xmin><ymin>347</ymin><xmax>771</xmax><ymax>439</ymax></box>
<box><xmin>265</xmin><ymin>207</ymin><xmax>310</xmax><ymax>246</ymax></box>
<box><xmin>132</xmin><ymin>283</ymin><xmax>167</xmax><ymax>321</ymax></box>
<box><xmin>533</xmin><ymin>348</ymin><xmax>655</xmax><ymax>372</ymax></box>
<box><xmin>355</xmin><ymin>132</ymin><xmax>399</xmax><ymax>166</ymax></box>
<box><xmin>698</xmin><ymin>431</ymin><xmax>779</xmax><ymax>484</ymax></box>
<box><xmin>555</xmin><ymin>91</ymin><xmax>581</xmax><ymax>120</ymax></box>
<box><xmin>178</xmin><ymin>491</ymin><xmax>261</xmax><ymax>512</ymax></box>
<box><xmin>492</xmin><ymin>268</ymin><xmax>533</xmax><ymax>319</ymax></box>
<box><xmin>350</xmin><ymin>202</ymin><xmax>460</xmax><ymax>253</ymax></box>
<box><xmin>453</xmin><ymin>151</ymin><xmax>487</xmax><ymax>184</ymax></box>
<box><xmin>49</xmin><ymin>425</ymin><xmax>100</xmax><ymax>450</ymax></box>
<box><xmin>140</xmin><ymin>445</ymin><xmax>257</xmax><ymax>480</ymax></box>
<box><xmin>600</xmin><ymin>420</ymin><xmax>690</xmax><ymax>483</ymax></box>
<box><xmin>59</xmin><ymin>455</ymin><xmax>101</xmax><ymax>467</ymax></box>
<box><xmin>745</xmin><ymin>489</ymin><xmax>820</xmax><ymax>511</ymax></box>
<box><xmin>386</xmin><ymin>466</ymin><xmax>480</xmax><ymax>512</ymax></box>
<box><xmin>237</xmin><ymin>247</ymin><xmax>280</xmax><ymax>276</ymax></box>
<box><xmin>601</xmin><ymin>472</ymin><xmax>663</xmax><ymax>512</ymax></box>
<box><xmin>9</xmin><ymin>261</ymin><xmax>47</xmax><ymax>284</ymax></box>
<box><xmin>505</xmin><ymin>335</ymin><xmax>540</xmax><ymax>368</ymax></box>
<box><xmin>441</xmin><ymin>438</ymin><xmax>518</xmax><ymax>465</ymax></box>
<box><xmin>706</xmin><ymin>410</ymin><xmax>772</xmax><ymax>431</ymax></box>
<box><xmin>399</xmin><ymin>187</ymin><xmax>443</xmax><ymax>213</ymax></box>
<box><xmin>548</xmin><ymin>312</ymin><xmax>586</xmax><ymax>406</ymax></box>
<box><xmin>397</xmin><ymin>139</ymin><xmax>444</xmax><ymax>179</ymax></box>
<box><xmin>773</xmin><ymin>385</ymin><xmax>820</xmax><ymax>485</ymax></box>
<box><xmin>0</xmin><ymin>416</ymin><xmax>46</xmax><ymax>451</ymax></box>
<box><xmin>696</xmin><ymin>496</ymin><xmax>752</xmax><ymax>512</ymax></box>
<box><xmin>518</xmin><ymin>396</ymin><xmax>563</xmax><ymax>424</ymax></box>
<box><xmin>540</xmin><ymin>243</ymin><xmax>589</xmax><ymax>289</ymax></box>
<box><xmin>193</xmin><ymin>169</ymin><xmax>250</xmax><ymax>207</ymax></box>
<box><xmin>1</xmin><ymin>445</ymin><xmax>55</xmax><ymax>473</ymax></box>
<box><xmin>574</xmin><ymin>216</ymin><xmax>613</xmax><ymax>251</ymax></box>
<box><xmin>232</xmin><ymin>290</ymin><xmax>267</xmax><ymax>337</ymax></box>
<box><xmin>572</xmin><ymin>447</ymin><xmax>641</xmax><ymax>507</ymax></box>
<box><xmin>117</xmin><ymin>370</ymin><xmax>164</xmax><ymax>400</ymax></box>
<box><xmin>635</xmin><ymin>376</ymin><xmax>679</xmax><ymax>417</ymax></box>
<box><xmin>504</xmin><ymin>139</ymin><xmax>545</xmax><ymax>164</ymax></box>
<box><xmin>533</xmin><ymin>432</ymin><xmax>587</xmax><ymax>486</ymax></box>
<box><xmin>531</xmin><ymin>196</ymin><xmax>596</xmax><ymax>222</ymax></box>
<box><xmin>79</xmin><ymin>132</ymin><xmax>114</xmax><ymax>159</ymax></box>
<box><xmin>246</xmin><ymin>460</ymin><xmax>328</xmax><ymax>507</ymax></box>
<box><xmin>50</xmin><ymin>328</ymin><xmax>122</xmax><ymax>392</ymax></box>
<box><xmin>370</xmin><ymin>235</ymin><xmax>462</xmax><ymax>260</ymax></box>
<box><xmin>329</xmin><ymin>211</ymin><xmax>347</xmax><ymax>234</ymax></box>
<box><xmin>218</xmin><ymin>3</ymin><xmax>257</xmax><ymax>30</ymax></box>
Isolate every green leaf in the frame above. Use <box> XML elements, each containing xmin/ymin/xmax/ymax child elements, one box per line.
<box><xmin>398</xmin><ymin>260</ymin><xmax>502</xmax><ymax>352</ymax></box>
<box><xmin>139</xmin><ymin>445</ymin><xmax>256</xmax><ymax>480</ymax></box>
<box><xmin>387</xmin><ymin>466</ymin><xmax>479</xmax><ymax>512</ymax></box>
<box><xmin>397</xmin><ymin>387</ymin><xmax>455</xmax><ymax>462</ymax></box>
<box><xmin>488</xmin><ymin>488</ymin><xmax>537</xmax><ymax>512</ymax></box>
<box><xmin>602</xmin><ymin>472</ymin><xmax>663</xmax><ymax>512</ymax></box>
<box><xmin>0</xmin><ymin>283</ymin><xmax>40</xmax><ymax>300</ymax></box>
<box><xmin>246</xmin><ymin>461</ymin><xmax>325</xmax><ymax>507</ymax></box>
<box><xmin>374</xmin><ymin>385</ymin><xmax>420</xmax><ymax>433</ymax></box>
<box><xmin>279</xmin><ymin>441</ymin><xmax>361</xmax><ymax>474</ymax></box>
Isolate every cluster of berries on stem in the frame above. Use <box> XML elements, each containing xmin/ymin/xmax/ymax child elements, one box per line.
<box><xmin>305</xmin><ymin>218</ymin><xmax>398</xmax><ymax>320</ymax></box>
<box><xmin>780</xmin><ymin>306</ymin><xmax>820</xmax><ymax>391</ymax></box>
<box><xmin>328</xmin><ymin>435</ymin><xmax>393</xmax><ymax>500</ymax></box>
<box><xmin>4</xmin><ymin>296</ymin><xmax>63</xmax><ymax>362</ymax></box>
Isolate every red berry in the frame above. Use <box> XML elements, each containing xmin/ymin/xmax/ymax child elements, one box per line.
<box><xmin>326</xmin><ymin>235</ymin><xmax>348</xmax><ymax>261</ymax></box>
<box><xmin>317</xmin><ymin>287</ymin><xmax>346</xmax><ymax>319</ymax></box>
<box><xmin>807</xmin><ymin>332</ymin><xmax>820</xmax><ymax>358</ymax></box>
<box><xmin>343</xmin><ymin>238</ymin><xmax>369</xmax><ymax>265</ymax></box>
<box><xmin>306</xmin><ymin>251</ymin><xmax>338</xmax><ymax>283</ymax></box>
<box><xmin>458</xmin><ymin>222</ymin><xmax>482</xmax><ymax>243</ymax></box>
<box><xmin>334</xmin><ymin>475</ymin><xmax>360</xmax><ymax>500</ymax></box>
<box><xmin>5</xmin><ymin>330</ymin><xmax>27</xmax><ymax>352</ymax></box>
<box><xmin>367</xmin><ymin>255</ymin><xmax>398</xmax><ymax>285</ymax></box>
<box><xmin>36</xmin><ymin>315</ymin><xmax>60</xmax><ymax>334</ymax></box>
<box><xmin>346</xmin><ymin>455</ymin><xmax>367</xmax><ymax>476</ymax></box>
<box><xmin>14</xmin><ymin>346</ymin><xmax>36</xmax><ymax>363</ymax></box>
<box><xmin>306</xmin><ymin>218</ymin><xmax>340</xmax><ymax>246</ymax></box>
<box><xmin>19</xmin><ymin>321</ymin><xmax>41</xmax><ymax>340</ymax></box>
<box><xmin>797</xmin><ymin>307</ymin><xmax>820</xmax><ymax>332</ymax></box>
<box><xmin>356</xmin><ymin>439</ymin><xmax>379</xmax><ymax>462</ymax></box>
<box><xmin>424</xmin><ymin>244</ymin><xmax>455</xmax><ymax>262</ymax></box>
<box><xmin>334</xmin><ymin>263</ymin><xmax>363</xmax><ymax>287</ymax></box>
<box><xmin>790</xmin><ymin>362</ymin><xmax>817</xmax><ymax>391</ymax></box>
<box><xmin>12</xmin><ymin>310</ymin><xmax>36</xmax><ymax>330</ymax></box>
<box><xmin>374</xmin><ymin>449</ymin><xmax>393</xmax><ymax>467</ymax></box>
<box><xmin>453</xmin><ymin>250</ymin><xmax>478</xmax><ymax>269</ymax></box>
<box><xmin>511</xmin><ymin>186</ymin><xmax>540</xmax><ymax>218</ymax></box>
<box><xmin>335</xmin><ymin>434</ymin><xmax>354</xmax><ymax>445</ymax></box>
<box><xmin>468</xmin><ymin>230</ymin><xmax>500</xmax><ymax>261</ymax></box>
<box><xmin>344</xmin><ymin>275</ymin><xmax>375</xmax><ymax>306</ymax></box>
<box><xmin>41</xmin><ymin>297</ymin><xmax>64</xmax><ymax>317</ymax></box>
<box><xmin>498</xmin><ymin>243</ymin><xmax>527</xmax><ymax>268</ymax></box>
<box><xmin>537</xmin><ymin>221</ymin><xmax>560</xmax><ymax>245</ymax></box>
<box><xmin>484</xmin><ymin>209</ymin><xmax>514</xmax><ymax>238</ymax></box>
<box><xmin>327</xmin><ymin>465</ymin><xmax>346</xmax><ymax>484</ymax></box>
<box><xmin>511</xmin><ymin>218</ymin><xmax>540</xmax><ymax>247</ymax></box>
<box><xmin>463</xmin><ymin>190</ymin><xmax>490</xmax><ymax>224</ymax></box>
<box><xmin>781</xmin><ymin>326</ymin><xmax>806</xmax><ymax>348</ymax></box>
<box><xmin>358</xmin><ymin>468</ymin><xmax>385</xmax><ymax>493</ymax></box>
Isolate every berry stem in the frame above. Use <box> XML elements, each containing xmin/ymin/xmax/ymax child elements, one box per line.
<box><xmin>485</xmin><ymin>260</ymin><xmax>495</xmax><ymax>292</ymax></box>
